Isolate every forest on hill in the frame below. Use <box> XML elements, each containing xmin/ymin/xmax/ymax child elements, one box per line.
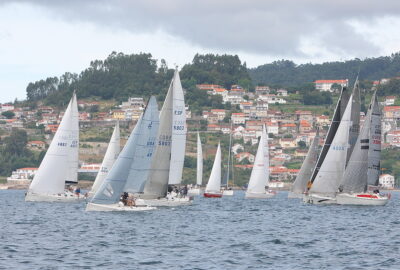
<box><xmin>249</xmin><ymin>53</ymin><xmax>400</xmax><ymax>88</ymax></box>
<box><xmin>24</xmin><ymin>52</ymin><xmax>400</xmax><ymax>109</ymax></box>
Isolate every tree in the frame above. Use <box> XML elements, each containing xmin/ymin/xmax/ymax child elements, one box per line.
<box><xmin>1</xmin><ymin>111</ymin><xmax>15</xmax><ymax>119</ymax></box>
<box><xmin>298</xmin><ymin>141</ymin><xmax>307</xmax><ymax>148</ymax></box>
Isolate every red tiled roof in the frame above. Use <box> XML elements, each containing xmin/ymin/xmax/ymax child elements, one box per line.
<box><xmin>314</xmin><ymin>79</ymin><xmax>347</xmax><ymax>84</ymax></box>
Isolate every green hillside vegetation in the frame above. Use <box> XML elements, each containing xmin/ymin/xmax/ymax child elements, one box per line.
<box><xmin>249</xmin><ymin>53</ymin><xmax>400</xmax><ymax>90</ymax></box>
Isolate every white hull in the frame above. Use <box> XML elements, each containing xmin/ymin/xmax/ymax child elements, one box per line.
<box><xmin>86</xmin><ymin>202</ymin><xmax>156</xmax><ymax>212</ymax></box>
<box><xmin>336</xmin><ymin>193</ymin><xmax>389</xmax><ymax>206</ymax></box>
<box><xmin>136</xmin><ymin>197</ymin><xmax>193</xmax><ymax>207</ymax></box>
<box><xmin>222</xmin><ymin>189</ymin><xmax>234</xmax><ymax>196</ymax></box>
<box><xmin>245</xmin><ymin>191</ymin><xmax>275</xmax><ymax>199</ymax></box>
<box><xmin>188</xmin><ymin>188</ymin><xmax>202</xmax><ymax>196</ymax></box>
<box><xmin>287</xmin><ymin>192</ymin><xmax>304</xmax><ymax>199</ymax></box>
<box><xmin>303</xmin><ymin>193</ymin><xmax>337</xmax><ymax>205</ymax></box>
<box><xmin>25</xmin><ymin>191</ymin><xmax>84</xmax><ymax>202</ymax></box>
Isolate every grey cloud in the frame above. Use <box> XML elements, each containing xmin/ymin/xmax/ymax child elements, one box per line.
<box><xmin>2</xmin><ymin>0</ymin><xmax>400</xmax><ymax>58</ymax></box>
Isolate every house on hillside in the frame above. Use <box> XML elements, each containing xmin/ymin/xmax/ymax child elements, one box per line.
<box><xmin>231</xmin><ymin>113</ymin><xmax>246</xmax><ymax>124</ymax></box>
<box><xmin>314</xmin><ymin>79</ymin><xmax>348</xmax><ymax>92</ymax></box>
<box><xmin>379</xmin><ymin>174</ymin><xmax>395</xmax><ymax>189</ymax></box>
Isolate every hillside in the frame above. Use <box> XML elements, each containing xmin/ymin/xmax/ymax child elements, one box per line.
<box><xmin>249</xmin><ymin>53</ymin><xmax>400</xmax><ymax>88</ymax></box>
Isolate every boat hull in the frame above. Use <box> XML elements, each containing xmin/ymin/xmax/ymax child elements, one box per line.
<box><xmin>222</xmin><ymin>189</ymin><xmax>234</xmax><ymax>196</ymax></box>
<box><xmin>188</xmin><ymin>188</ymin><xmax>202</xmax><ymax>196</ymax></box>
<box><xmin>136</xmin><ymin>197</ymin><xmax>193</xmax><ymax>207</ymax></box>
<box><xmin>303</xmin><ymin>193</ymin><xmax>337</xmax><ymax>205</ymax></box>
<box><xmin>245</xmin><ymin>191</ymin><xmax>276</xmax><ymax>199</ymax></box>
<box><xmin>287</xmin><ymin>192</ymin><xmax>303</xmax><ymax>199</ymax></box>
<box><xmin>86</xmin><ymin>202</ymin><xmax>156</xmax><ymax>212</ymax></box>
<box><xmin>25</xmin><ymin>191</ymin><xmax>84</xmax><ymax>202</ymax></box>
<box><xmin>204</xmin><ymin>192</ymin><xmax>222</xmax><ymax>198</ymax></box>
<box><xmin>336</xmin><ymin>193</ymin><xmax>389</xmax><ymax>206</ymax></box>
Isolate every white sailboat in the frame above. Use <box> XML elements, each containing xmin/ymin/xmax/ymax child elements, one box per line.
<box><xmin>26</xmin><ymin>92</ymin><xmax>81</xmax><ymax>202</ymax></box>
<box><xmin>138</xmin><ymin>69</ymin><xmax>192</xmax><ymax>207</ymax></box>
<box><xmin>204</xmin><ymin>143</ymin><xmax>223</xmax><ymax>198</ymax></box>
<box><xmin>86</xmin><ymin>97</ymin><xmax>159</xmax><ymax>211</ymax></box>
<box><xmin>88</xmin><ymin>122</ymin><xmax>120</xmax><ymax>197</ymax></box>
<box><xmin>288</xmin><ymin>129</ymin><xmax>320</xmax><ymax>199</ymax></box>
<box><xmin>304</xmin><ymin>93</ymin><xmax>353</xmax><ymax>204</ymax></box>
<box><xmin>336</xmin><ymin>92</ymin><xmax>389</xmax><ymax>206</ymax></box>
<box><xmin>245</xmin><ymin>125</ymin><xmax>276</xmax><ymax>199</ymax></box>
<box><xmin>222</xmin><ymin>123</ymin><xmax>234</xmax><ymax>196</ymax></box>
<box><xmin>188</xmin><ymin>132</ymin><xmax>203</xmax><ymax>196</ymax></box>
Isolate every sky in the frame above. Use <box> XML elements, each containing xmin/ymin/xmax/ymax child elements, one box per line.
<box><xmin>1</xmin><ymin>0</ymin><xmax>400</xmax><ymax>103</ymax></box>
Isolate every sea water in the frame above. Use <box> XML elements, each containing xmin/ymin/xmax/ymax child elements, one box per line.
<box><xmin>0</xmin><ymin>190</ymin><xmax>399</xmax><ymax>269</ymax></box>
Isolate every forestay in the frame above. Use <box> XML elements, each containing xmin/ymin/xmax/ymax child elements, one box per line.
<box><xmin>91</xmin><ymin>97</ymin><xmax>159</xmax><ymax>204</ymax></box>
<box><xmin>28</xmin><ymin>92</ymin><xmax>79</xmax><ymax>195</ymax></box>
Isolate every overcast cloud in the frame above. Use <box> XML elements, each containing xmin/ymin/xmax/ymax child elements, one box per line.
<box><xmin>2</xmin><ymin>0</ymin><xmax>400</xmax><ymax>57</ymax></box>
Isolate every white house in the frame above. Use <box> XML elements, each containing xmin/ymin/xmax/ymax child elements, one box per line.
<box><xmin>314</xmin><ymin>79</ymin><xmax>348</xmax><ymax>92</ymax></box>
<box><xmin>379</xmin><ymin>174</ymin><xmax>395</xmax><ymax>189</ymax></box>
<box><xmin>7</xmin><ymin>167</ymin><xmax>38</xmax><ymax>184</ymax></box>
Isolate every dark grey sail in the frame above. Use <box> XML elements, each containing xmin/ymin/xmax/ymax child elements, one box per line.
<box><xmin>309</xmin><ymin>87</ymin><xmax>350</xmax><ymax>184</ymax></box>
<box><xmin>367</xmin><ymin>93</ymin><xmax>381</xmax><ymax>186</ymax></box>
<box><xmin>347</xmin><ymin>79</ymin><xmax>360</xmax><ymax>164</ymax></box>
<box><xmin>340</xmin><ymin>102</ymin><xmax>371</xmax><ymax>193</ymax></box>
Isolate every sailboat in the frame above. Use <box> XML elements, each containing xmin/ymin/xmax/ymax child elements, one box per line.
<box><xmin>204</xmin><ymin>143</ymin><xmax>223</xmax><ymax>198</ymax></box>
<box><xmin>288</xmin><ymin>129</ymin><xmax>320</xmax><ymax>199</ymax></box>
<box><xmin>222</xmin><ymin>123</ymin><xmax>234</xmax><ymax>196</ymax></box>
<box><xmin>304</xmin><ymin>82</ymin><xmax>360</xmax><ymax>204</ymax></box>
<box><xmin>137</xmin><ymin>69</ymin><xmax>192</xmax><ymax>207</ymax></box>
<box><xmin>26</xmin><ymin>92</ymin><xmax>81</xmax><ymax>202</ymax></box>
<box><xmin>86</xmin><ymin>97</ymin><xmax>159</xmax><ymax>211</ymax></box>
<box><xmin>88</xmin><ymin>122</ymin><xmax>120</xmax><ymax>197</ymax></box>
<box><xmin>245</xmin><ymin>125</ymin><xmax>275</xmax><ymax>198</ymax></box>
<box><xmin>336</xmin><ymin>92</ymin><xmax>389</xmax><ymax>205</ymax></box>
<box><xmin>188</xmin><ymin>132</ymin><xmax>203</xmax><ymax>196</ymax></box>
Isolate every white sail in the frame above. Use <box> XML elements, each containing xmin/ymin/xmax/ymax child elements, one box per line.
<box><xmin>66</xmin><ymin>92</ymin><xmax>79</xmax><ymax>183</ymax></box>
<box><xmin>367</xmin><ymin>93</ymin><xmax>381</xmax><ymax>186</ymax></box>
<box><xmin>291</xmin><ymin>129</ymin><xmax>320</xmax><ymax>195</ymax></box>
<box><xmin>90</xmin><ymin>122</ymin><xmax>120</xmax><ymax>195</ymax></box>
<box><xmin>310</xmin><ymin>94</ymin><xmax>353</xmax><ymax>197</ymax></box>
<box><xmin>142</xmin><ymin>74</ymin><xmax>174</xmax><ymax>198</ymax></box>
<box><xmin>205</xmin><ymin>143</ymin><xmax>221</xmax><ymax>193</ymax></box>
<box><xmin>196</xmin><ymin>132</ymin><xmax>203</xmax><ymax>186</ymax></box>
<box><xmin>168</xmin><ymin>70</ymin><xmax>187</xmax><ymax>185</ymax></box>
<box><xmin>28</xmin><ymin>92</ymin><xmax>79</xmax><ymax>195</ymax></box>
<box><xmin>91</xmin><ymin>97</ymin><xmax>159</xmax><ymax>204</ymax></box>
<box><xmin>247</xmin><ymin>125</ymin><xmax>269</xmax><ymax>194</ymax></box>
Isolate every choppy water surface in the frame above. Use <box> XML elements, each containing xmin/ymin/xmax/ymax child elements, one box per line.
<box><xmin>0</xmin><ymin>190</ymin><xmax>399</xmax><ymax>269</ymax></box>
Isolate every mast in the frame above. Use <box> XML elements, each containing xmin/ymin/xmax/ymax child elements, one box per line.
<box><xmin>196</xmin><ymin>132</ymin><xmax>203</xmax><ymax>186</ymax></box>
<box><xmin>225</xmin><ymin>121</ymin><xmax>233</xmax><ymax>188</ymax></box>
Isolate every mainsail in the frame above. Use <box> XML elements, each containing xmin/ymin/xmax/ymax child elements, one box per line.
<box><xmin>310</xmin><ymin>87</ymin><xmax>350</xmax><ymax>184</ymax></box>
<box><xmin>91</xmin><ymin>97</ymin><xmax>159</xmax><ymax>204</ymax></box>
<box><xmin>291</xmin><ymin>129</ymin><xmax>320</xmax><ymax>195</ymax></box>
<box><xmin>168</xmin><ymin>71</ymin><xmax>187</xmax><ymax>185</ymax></box>
<box><xmin>28</xmin><ymin>92</ymin><xmax>79</xmax><ymax>195</ymax></box>
<box><xmin>196</xmin><ymin>132</ymin><xmax>203</xmax><ymax>186</ymax></box>
<box><xmin>90</xmin><ymin>122</ymin><xmax>120</xmax><ymax>195</ymax></box>
<box><xmin>347</xmin><ymin>79</ymin><xmax>361</xmax><ymax>164</ymax></box>
<box><xmin>143</xmin><ymin>69</ymin><xmax>186</xmax><ymax>198</ymax></box>
<box><xmin>205</xmin><ymin>143</ymin><xmax>222</xmax><ymax>193</ymax></box>
<box><xmin>367</xmin><ymin>93</ymin><xmax>381</xmax><ymax>186</ymax></box>
<box><xmin>309</xmin><ymin>94</ymin><xmax>353</xmax><ymax>197</ymax></box>
<box><xmin>340</xmin><ymin>91</ymin><xmax>381</xmax><ymax>192</ymax></box>
<box><xmin>247</xmin><ymin>125</ymin><xmax>269</xmax><ymax>194</ymax></box>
